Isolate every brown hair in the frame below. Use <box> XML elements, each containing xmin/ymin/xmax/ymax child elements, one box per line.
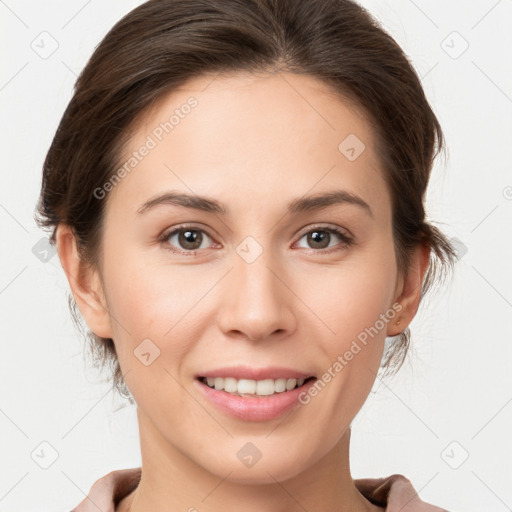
<box><xmin>35</xmin><ymin>0</ymin><xmax>457</xmax><ymax>399</ymax></box>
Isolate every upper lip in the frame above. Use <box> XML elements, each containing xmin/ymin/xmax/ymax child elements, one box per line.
<box><xmin>197</xmin><ymin>365</ymin><xmax>315</xmax><ymax>381</ymax></box>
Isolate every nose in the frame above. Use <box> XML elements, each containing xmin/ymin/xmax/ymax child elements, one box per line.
<box><xmin>216</xmin><ymin>250</ymin><xmax>297</xmax><ymax>342</ymax></box>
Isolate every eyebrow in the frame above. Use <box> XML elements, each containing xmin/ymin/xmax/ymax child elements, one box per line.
<box><xmin>136</xmin><ymin>189</ymin><xmax>373</xmax><ymax>218</ymax></box>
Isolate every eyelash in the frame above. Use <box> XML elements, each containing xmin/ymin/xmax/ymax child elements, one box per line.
<box><xmin>158</xmin><ymin>223</ymin><xmax>354</xmax><ymax>256</ymax></box>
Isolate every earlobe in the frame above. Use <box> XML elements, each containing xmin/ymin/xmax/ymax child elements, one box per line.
<box><xmin>387</xmin><ymin>243</ymin><xmax>430</xmax><ymax>337</ymax></box>
<box><xmin>55</xmin><ymin>224</ymin><xmax>113</xmax><ymax>339</ymax></box>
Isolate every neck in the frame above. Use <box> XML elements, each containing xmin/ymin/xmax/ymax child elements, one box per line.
<box><xmin>122</xmin><ymin>407</ymin><xmax>381</xmax><ymax>512</ymax></box>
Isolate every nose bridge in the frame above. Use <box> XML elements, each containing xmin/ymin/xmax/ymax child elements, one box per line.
<box><xmin>217</xmin><ymin>241</ymin><xmax>295</xmax><ymax>341</ymax></box>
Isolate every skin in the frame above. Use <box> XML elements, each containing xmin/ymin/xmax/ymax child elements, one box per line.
<box><xmin>56</xmin><ymin>71</ymin><xmax>429</xmax><ymax>512</ymax></box>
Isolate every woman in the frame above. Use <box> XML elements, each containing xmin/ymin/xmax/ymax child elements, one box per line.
<box><xmin>36</xmin><ymin>0</ymin><xmax>456</xmax><ymax>510</ymax></box>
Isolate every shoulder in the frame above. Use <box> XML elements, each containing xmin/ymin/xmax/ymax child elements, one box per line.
<box><xmin>72</xmin><ymin>469</ymin><xmax>451</xmax><ymax>512</ymax></box>
<box><xmin>71</xmin><ymin>468</ymin><xmax>141</xmax><ymax>512</ymax></box>
<box><xmin>354</xmin><ymin>473</ymin><xmax>451</xmax><ymax>511</ymax></box>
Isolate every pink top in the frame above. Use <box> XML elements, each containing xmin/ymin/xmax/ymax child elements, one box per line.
<box><xmin>70</xmin><ymin>468</ymin><xmax>450</xmax><ymax>511</ymax></box>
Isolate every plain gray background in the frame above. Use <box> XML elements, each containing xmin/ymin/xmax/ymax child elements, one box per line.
<box><xmin>1</xmin><ymin>1</ymin><xmax>511</xmax><ymax>511</ymax></box>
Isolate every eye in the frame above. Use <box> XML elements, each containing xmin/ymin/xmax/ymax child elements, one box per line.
<box><xmin>295</xmin><ymin>226</ymin><xmax>353</xmax><ymax>253</ymax></box>
<box><xmin>159</xmin><ymin>224</ymin><xmax>353</xmax><ymax>255</ymax></box>
<box><xmin>160</xmin><ymin>225</ymin><xmax>215</xmax><ymax>254</ymax></box>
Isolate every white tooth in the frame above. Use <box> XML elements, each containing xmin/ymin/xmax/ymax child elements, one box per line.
<box><xmin>237</xmin><ymin>379</ymin><xmax>256</xmax><ymax>394</ymax></box>
<box><xmin>208</xmin><ymin>376</ymin><xmax>305</xmax><ymax>394</ymax></box>
<box><xmin>286</xmin><ymin>378</ymin><xmax>297</xmax><ymax>391</ymax></box>
<box><xmin>274</xmin><ymin>378</ymin><xmax>287</xmax><ymax>392</ymax></box>
<box><xmin>256</xmin><ymin>379</ymin><xmax>276</xmax><ymax>396</ymax></box>
<box><xmin>224</xmin><ymin>377</ymin><xmax>238</xmax><ymax>393</ymax></box>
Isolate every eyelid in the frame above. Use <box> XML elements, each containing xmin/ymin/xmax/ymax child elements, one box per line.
<box><xmin>160</xmin><ymin>223</ymin><xmax>215</xmax><ymax>239</ymax></box>
<box><xmin>295</xmin><ymin>223</ymin><xmax>353</xmax><ymax>240</ymax></box>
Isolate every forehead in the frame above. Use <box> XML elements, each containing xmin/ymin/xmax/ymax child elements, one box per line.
<box><xmin>107</xmin><ymin>71</ymin><xmax>389</xmax><ymax>219</ymax></box>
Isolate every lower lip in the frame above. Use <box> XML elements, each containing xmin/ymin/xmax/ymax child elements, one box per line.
<box><xmin>195</xmin><ymin>378</ymin><xmax>316</xmax><ymax>422</ymax></box>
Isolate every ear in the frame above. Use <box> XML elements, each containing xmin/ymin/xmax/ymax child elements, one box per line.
<box><xmin>387</xmin><ymin>243</ymin><xmax>430</xmax><ymax>337</ymax></box>
<box><xmin>55</xmin><ymin>224</ymin><xmax>113</xmax><ymax>339</ymax></box>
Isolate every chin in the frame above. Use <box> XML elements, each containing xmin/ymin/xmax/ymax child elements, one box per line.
<box><xmin>198</xmin><ymin>445</ymin><xmax>316</xmax><ymax>485</ymax></box>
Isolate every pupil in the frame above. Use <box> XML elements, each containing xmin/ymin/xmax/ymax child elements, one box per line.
<box><xmin>309</xmin><ymin>230</ymin><xmax>329</xmax><ymax>249</ymax></box>
<box><xmin>180</xmin><ymin>229</ymin><xmax>202</xmax><ymax>249</ymax></box>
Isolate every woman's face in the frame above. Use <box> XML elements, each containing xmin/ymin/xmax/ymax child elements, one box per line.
<box><xmin>92</xmin><ymin>71</ymin><xmax>404</xmax><ymax>482</ymax></box>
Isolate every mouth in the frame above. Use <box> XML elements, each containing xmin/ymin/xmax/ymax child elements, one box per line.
<box><xmin>197</xmin><ymin>376</ymin><xmax>317</xmax><ymax>397</ymax></box>
<box><xmin>194</xmin><ymin>366</ymin><xmax>318</xmax><ymax>421</ymax></box>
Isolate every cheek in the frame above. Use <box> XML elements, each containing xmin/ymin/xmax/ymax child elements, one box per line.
<box><xmin>100</xmin><ymin>260</ymin><xmax>203</xmax><ymax>418</ymax></box>
<box><xmin>296</xmin><ymin>246</ymin><xmax>398</xmax><ymax>354</ymax></box>
<box><xmin>289</xmin><ymin>245</ymin><xmax>397</xmax><ymax>416</ymax></box>
<box><xmin>100</xmin><ymin>250</ymin><xmax>191</xmax><ymax>360</ymax></box>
